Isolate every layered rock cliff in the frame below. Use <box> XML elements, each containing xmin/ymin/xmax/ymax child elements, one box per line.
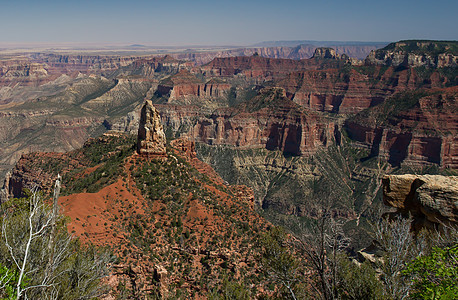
<box><xmin>150</xmin><ymin>88</ymin><xmax>336</xmax><ymax>156</ymax></box>
<box><xmin>345</xmin><ymin>88</ymin><xmax>458</xmax><ymax>168</ymax></box>
<box><xmin>0</xmin><ymin>59</ymin><xmax>51</xmax><ymax>87</ymax></box>
<box><xmin>277</xmin><ymin>64</ymin><xmax>455</xmax><ymax>114</ymax></box>
<box><xmin>199</xmin><ymin>55</ymin><xmax>339</xmax><ymax>82</ymax></box>
<box><xmin>195</xmin><ymin>88</ymin><xmax>336</xmax><ymax>155</ymax></box>
<box><xmin>156</xmin><ymin>69</ymin><xmax>231</xmax><ymax>105</ymax></box>
<box><xmin>29</xmin><ymin>53</ymin><xmax>147</xmax><ymax>75</ymax></box>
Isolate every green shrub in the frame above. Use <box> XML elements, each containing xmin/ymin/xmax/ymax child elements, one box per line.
<box><xmin>404</xmin><ymin>245</ymin><xmax>458</xmax><ymax>300</ymax></box>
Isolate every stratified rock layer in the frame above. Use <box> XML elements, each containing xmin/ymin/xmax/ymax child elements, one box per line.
<box><xmin>137</xmin><ymin>100</ymin><xmax>166</xmax><ymax>156</ymax></box>
<box><xmin>346</xmin><ymin>88</ymin><xmax>458</xmax><ymax>168</ymax></box>
<box><xmin>382</xmin><ymin>174</ymin><xmax>458</xmax><ymax>228</ymax></box>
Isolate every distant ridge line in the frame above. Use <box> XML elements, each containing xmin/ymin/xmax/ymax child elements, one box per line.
<box><xmin>252</xmin><ymin>40</ymin><xmax>389</xmax><ymax>47</ymax></box>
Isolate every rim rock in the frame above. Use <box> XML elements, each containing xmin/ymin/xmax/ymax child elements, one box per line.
<box><xmin>382</xmin><ymin>174</ymin><xmax>458</xmax><ymax>229</ymax></box>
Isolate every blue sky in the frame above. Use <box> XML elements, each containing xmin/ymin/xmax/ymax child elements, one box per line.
<box><xmin>1</xmin><ymin>0</ymin><xmax>457</xmax><ymax>46</ymax></box>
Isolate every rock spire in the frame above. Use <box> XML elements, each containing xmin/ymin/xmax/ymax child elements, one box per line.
<box><xmin>137</xmin><ymin>100</ymin><xmax>166</xmax><ymax>156</ymax></box>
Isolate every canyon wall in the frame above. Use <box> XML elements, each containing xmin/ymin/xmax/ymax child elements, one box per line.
<box><xmin>155</xmin><ymin>88</ymin><xmax>336</xmax><ymax>156</ymax></box>
<box><xmin>345</xmin><ymin>88</ymin><xmax>458</xmax><ymax>168</ymax></box>
<box><xmin>156</xmin><ymin>69</ymin><xmax>231</xmax><ymax>105</ymax></box>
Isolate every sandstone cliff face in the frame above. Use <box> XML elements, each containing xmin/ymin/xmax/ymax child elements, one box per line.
<box><xmin>200</xmin><ymin>56</ymin><xmax>335</xmax><ymax>82</ymax></box>
<box><xmin>157</xmin><ymin>69</ymin><xmax>203</xmax><ymax>103</ymax></box>
<box><xmin>137</xmin><ymin>100</ymin><xmax>166</xmax><ymax>156</ymax></box>
<box><xmin>382</xmin><ymin>174</ymin><xmax>458</xmax><ymax>229</ymax></box>
<box><xmin>365</xmin><ymin>41</ymin><xmax>458</xmax><ymax>68</ymax></box>
<box><xmin>192</xmin><ymin>106</ymin><xmax>334</xmax><ymax>156</ymax></box>
<box><xmin>345</xmin><ymin>88</ymin><xmax>458</xmax><ymax>168</ymax></box>
<box><xmin>277</xmin><ymin>65</ymin><xmax>454</xmax><ymax>114</ymax></box>
<box><xmin>279</xmin><ymin>69</ymin><xmax>369</xmax><ymax>114</ymax></box>
<box><xmin>156</xmin><ymin>69</ymin><xmax>231</xmax><ymax>105</ymax></box>
<box><xmin>156</xmin><ymin>88</ymin><xmax>336</xmax><ymax>156</ymax></box>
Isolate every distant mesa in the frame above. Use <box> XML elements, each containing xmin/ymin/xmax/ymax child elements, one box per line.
<box><xmin>137</xmin><ymin>100</ymin><xmax>166</xmax><ymax>156</ymax></box>
<box><xmin>365</xmin><ymin>40</ymin><xmax>458</xmax><ymax>68</ymax></box>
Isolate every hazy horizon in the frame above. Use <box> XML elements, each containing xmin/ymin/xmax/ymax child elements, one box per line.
<box><xmin>1</xmin><ymin>0</ymin><xmax>457</xmax><ymax>46</ymax></box>
<box><xmin>0</xmin><ymin>40</ymin><xmax>389</xmax><ymax>50</ymax></box>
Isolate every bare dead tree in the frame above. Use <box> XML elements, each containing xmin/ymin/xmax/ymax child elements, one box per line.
<box><xmin>1</xmin><ymin>177</ymin><xmax>112</xmax><ymax>300</ymax></box>
<box><xmin>373</xmin><ymin>216</ymin><xmax>425</xmax><ymax>300</ymax></box>
<box><xmin>1</xmin><ymin>187</ymin><xmax>66</xmax><ymax>299</ymax></box>
<box><xmin>296</xmin><ymin>207</ymin><xmax>350</xmax><ymax>300</ymax></box>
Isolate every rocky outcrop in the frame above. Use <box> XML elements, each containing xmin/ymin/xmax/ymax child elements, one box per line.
<box><xmin>382</xmin><ymin>174</ymin><xmax>458</xmax><ymax>229</ymax></box>
<box><xmin>311</xmin><ymin>47</ymin><xmax>339</xmax><ymax>59</ymax></box>
<box><xmin>311</xmin><ymin>48</ymin><xmax>361</xmax><ymax>65</ymax></box>
<box><xmin>0</xmin><ymin>171</ymin><xmax>11</xmax><ymax>202</ymax></box>
<box><xmin>170</xmin><ymin>138</ymin><xmax>196</xmax><ymax>159</ymax></box>
<box><xmin>137</xmin><ymin>100</ymin><xmax>166</xmax><ymax>156</ymax></box>
<box><xmin>365</xmin><ymin>40</ymin><xmax>458</xmax><ymax>68</ymax></box>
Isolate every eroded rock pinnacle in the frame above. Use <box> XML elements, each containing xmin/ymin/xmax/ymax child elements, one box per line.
<box><xmin>137</xmin><ymin>100</ymin><xmax>166</xmax><ymax>156</ymax></box>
